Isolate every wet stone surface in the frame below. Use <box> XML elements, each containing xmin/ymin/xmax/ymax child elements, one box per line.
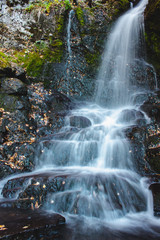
<box><xmin>0</xmin><ymin>206</ymin><xmax>65</xmax><ymax>239</ymax></box>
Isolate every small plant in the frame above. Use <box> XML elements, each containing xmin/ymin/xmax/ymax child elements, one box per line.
<box><xmin>25</xmin><ymin>3</ymin><xmax>34</xmax><ymax>12</ymax></box>
<box><xmin>64</xmin><ymin>0</ymin><xmax>72</xmax><ymax>10</ymax></box>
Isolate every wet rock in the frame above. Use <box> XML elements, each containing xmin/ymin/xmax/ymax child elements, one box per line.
<box><xmin>149</xmin><ymin>182</ymin><xmax>160</xmax><ymax>216</ymax></box>
<box><xmin>125</xmin><ymin>126</ymin><xmax>148</xmax><ymax>174</ymax></box>
<box><xmin>118</xmin><ymin>109</ymin><xmax>147</xmax><ymax>126</ymax></box>
<box><xmin>70</xmin><ymin>116</ymin><xmax>91</xmax><ymax>128</ymax></box>
<box><xmin>146</xmin><ymin>146</ymin><xmax>160</xmax><ymax>173</ymax></box>
<box><xmin>141</xmin><ymin>92</ymin><xmax>160</xmax><ymax>123</ymax></box>
<box><xmin>0</xmin><ymin>207</ymin><xmax>65</xmax><ymax>239</ymax></box>
<box><xmin>129</xmin><ymin>60</ymin><xmax>157</xmax><ymax>90</ymax></box>
<box><xmin>1</xmin><ymin>78</ymin><xmax>27</xmax><ymax>95</ymax></box>
<box><xmin>46</xmin><ymin>91</ymin><xmax>74</xmax><ymax>112</ymax></box>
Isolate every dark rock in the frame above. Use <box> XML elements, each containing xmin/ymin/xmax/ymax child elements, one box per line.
<box><xmin>146</xmin><ymin>146</ymin><xmax>160</xmax><ymax>173</ymax></box>
<box><xmin>145</xmin><ymin>0</ymin><xmax>160</xmax><ymax>86</ymax></box>
<box><xmin>118</xmin><ymin>109</ymin><xmax>146</xmax><ymax>125</ymax></box>
<box><xmin>141</xmin><ymin>92</ymin><xmax>160</xmax><ymax>123</ymax></box>
<box><xmin>125</xmin><ymin>126</ymin><xmax>149</xmax><ymax>174</ymax></box>
<box><xmin>0</xmin><ymin>207</ymin><xmax>65</xmax><ymax>239</ymax></box>
<box><xmin>1</xmin><ymin>78</ymin><xmax>27</xmax><ymax>95</ymax></box>
<box><xmin>10</xmin><ymin>63</ymin><xmax>26</xmax><ymax>82</ymax></box>
<box><xmin>0</xmin><ymin>67</ymin><xmax>13</xmax><ymax>78</ymax></box>
<box><xmin>70</xmin><ymin>116</ymin><xmax>91</xmax><ymax>128</ymax></box>
<box><xmin>6</xmin><ymin>0</ymin><xmax>29</xmax><ymax>7</ymax></box>
<box><xmin>0</xmin><ymin>65</ymin><xmax>26</xmax><ymax>82</ymax></box>
<box><xmin>0</xmin><ymin>94</ymin><xmax>25</xmax><ymax>111</ymax></box>
<box><xmin>46</xmin><ymin>90</ymin><xmax>74</xmax><ymax>112</ymax></box>
<box><xmin>149</xmin><ymin>182</ymin><xmax>160</xmax><ymax>216</ymax></box>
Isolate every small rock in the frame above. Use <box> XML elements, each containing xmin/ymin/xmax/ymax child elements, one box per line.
<box><xmin>1</xmin><ymin>78</ymin><xmax>27</xmax><ymax>95</ymax></box>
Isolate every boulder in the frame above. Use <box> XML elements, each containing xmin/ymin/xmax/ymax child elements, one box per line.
<box><xmin>1</xmin><ymin>78</ymin><xmax>27</xmax><ymax>95</ymax></box>
<box><xmin>70</xmin><ymin>116</ymin><xmax>91</xmax><ymax>128</ymax></box>
<box><xmin>118</xmin><ymin>109</ymin><xmax>147</xmax><ymax>126</ymax></box>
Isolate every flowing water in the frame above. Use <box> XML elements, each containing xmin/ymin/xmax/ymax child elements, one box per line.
<box><xmin>1</xmin><ymin>0</ymin><xmax>160</xmax><ymax>238</ymax></box>
<box><xmin>66</xmin><ymin>9</ymin><xmax>74</xmax><ymax>95</ymax></box>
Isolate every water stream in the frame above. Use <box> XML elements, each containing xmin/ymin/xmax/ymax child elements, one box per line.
<box><xmin>1</xmin><ymin>0</ymin><xmax>160</xmax><ymax>238</ymax></box>
<box><xmin>66</xmin><ymin>9</ymin><xmax>74</xmax><ymax>95</ymax></box>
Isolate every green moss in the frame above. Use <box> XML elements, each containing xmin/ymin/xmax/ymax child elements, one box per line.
<box><xmin>25</xmin><ymin>0</ymin><xmax>61</xmax><ymax>14</ymax></box>
<box><xmin>19</xmin><ymin>38</ymin><xmax>63</xmax><ymax>77</ymax></box>
<box><xmin>145</xmin><ymin>31</ymin><xmax>160</xmax><ymax>71</ymax></box>
<box><xmin>22</xmin><ymin>52</ymin><xmax>45</xmax><ymax>77</ymax></box>
<box><xmin>119</xmin><ymin>0</ymin><xmax>129</xmax><ymax>9</ymax></box>
<box><xmin>76</xmin><ymin>7</ymin><xmax>85</xmax><ymax>26</ymax></box>
<box><xmin>0</xmin><ymin>52</ymin><xmax>12</xmax><ymax>68</ymax></box>
<box><xmin>64</xmin><ymin>0</ymin><xmax>72</xmax><ymax>10</ymax></box>
<box><xmin>57</xmin><ymin>15</ymin><xmax>64</xmax><ymax>33</ymax></box>
<box><xmin>85</xmin><ymin>51</ymin><xmax>100</xmax><ymax>68</ymax></box>
<box><xmin>25</xmin><ymin>3</ymin><xmax>34</xmax><ymax>12</ymax></box>
<box><xmin>51</xmin><ymin>39</ymin><xmax>63</xmax><ymax>47</ymax></box>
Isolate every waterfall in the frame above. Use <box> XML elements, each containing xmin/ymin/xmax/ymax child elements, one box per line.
<box><xmin>1</xmin><ymin>0</ymin><xmax>160</xmax><ymax>237</ymax></box>
<box><xmin>66</xmin><ymin>9</ymin><xmax>74</xmax><ymax>95</ymax></box>
<box><xmin>34</xmin><ymin>0</ymin><xmax>156</xmax><ymax>223</ymax></box>
<box><xmin>96</xmin><ymin>0</ymin><xmax>148</xmax><ymax>107</ymax></box>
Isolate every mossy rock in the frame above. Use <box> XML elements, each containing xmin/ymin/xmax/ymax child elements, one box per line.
<box><xmin>0</xmin><ymin>93</ymin><xmax>23</xmax><ymax>112</ymax></box>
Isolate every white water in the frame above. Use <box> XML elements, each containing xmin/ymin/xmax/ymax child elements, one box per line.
<box><xmin>36</xmin><ymin>0</ymin><xmax>156</xmax><ymax>223</ymax></box>
<box><xmin>1</xmin><ymin>0</ymin><xmax>160</xmax><ymax>237</ymax></box>
<box><xmin>66</xmin><ymin>10</ymin><xmax>74</xmax><ymax>95</ymax></box>
<box><xmin>96</xmin><ymin>0</ymin><xmax>149</xmax><ymax>107</ymax></box>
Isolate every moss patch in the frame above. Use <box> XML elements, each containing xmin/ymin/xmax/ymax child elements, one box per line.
<box><xmin>0</xmin><ymin>52</ymin><xmax>12</xmax><ymax>68</ymax></box>
<box><xmin>21</xmin><ymin>40</ymin><xmax>63</xmax><ymax>77</ymax></box>
<box><xmin>76</xmin><ymin>7</ymin><xmax>85</xmax><ymax>26</ymax></box>
<box><xmin>85</xmin><ymin>51</ymin><xmax>101</xmax><ymax>68</ymax></box>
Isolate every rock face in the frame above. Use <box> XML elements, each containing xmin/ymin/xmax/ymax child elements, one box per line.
<box><xmin>145</xmin><ymin>0</ymin><xmax>160</xmax><ymax>85</ymax></box>
<box><xmin>0</xmin><ymin>0</ymin><xmax>132</xmax><ymax>99</ymax></box>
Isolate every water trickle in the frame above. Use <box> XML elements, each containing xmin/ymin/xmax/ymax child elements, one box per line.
<box><xmin>66</xmin><ymin>9</ymin><xmax>74</xmax><ymax>95</ymax></box>
<box><xmin>130</xmin><ymin>2</ymin><xmax>134</xmax><ymax>8</ymax></box>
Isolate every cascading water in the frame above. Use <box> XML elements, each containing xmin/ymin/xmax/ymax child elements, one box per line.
<box><xmin>96</xmin><ymin>0</ymin><xmax>149</xmax><ymax>107</ymax></box>
<box><xmin>35</xmin><ymin>0</ymin><xmax>154</xmax><ymax>223</ymax></box>
<box><xmin>1</xmin><ymin>0</ymin><xmax>160</xmax><ymax>238</ymax></box>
